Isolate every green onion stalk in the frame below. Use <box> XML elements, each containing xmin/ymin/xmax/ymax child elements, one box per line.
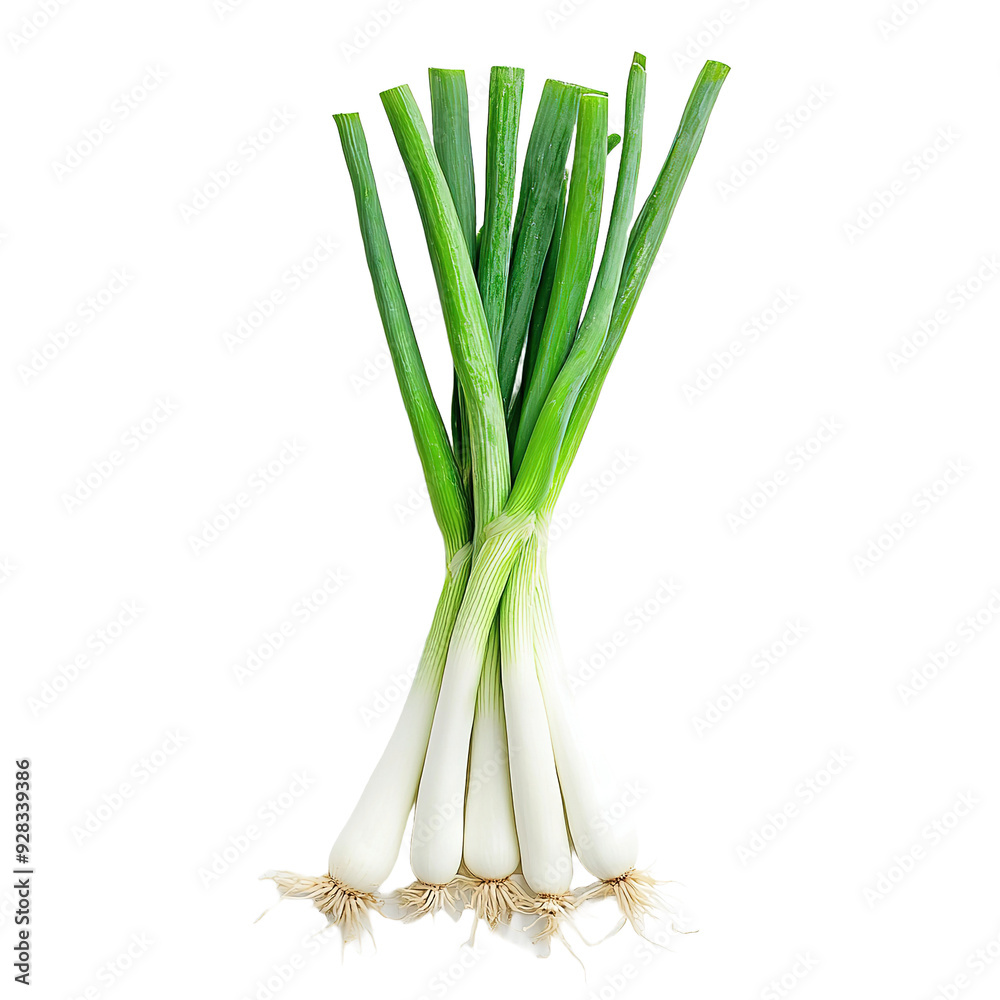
<box><xmin>264</xmin><ymin>54</ymin><xmax>730</xmax><ymax>951</ymax></box>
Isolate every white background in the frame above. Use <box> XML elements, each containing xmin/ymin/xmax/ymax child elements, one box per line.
<box><xmin>4</xmin><ymin>0</ymin><xmax>1000</xmax><ymax>997</ymax></box>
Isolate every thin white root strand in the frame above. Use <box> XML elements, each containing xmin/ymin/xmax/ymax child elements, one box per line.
<box><xmin>391</xmin><ymin>880</ymin><xmax>466</xmax><ymax>922</ymax></box>
<box><xmin>520</xmin><ymin>892</ymin><xmax>587</xmax><ymax>965</ymax></box>
<box><xmin>259</xmin><ymin>870</ymin><xmax>379</xmax><ymax>947</ymax></box>
<box><xmin>457</xmin><ymin>876</ymin><xmax>530</xmax><ymax>943</ymax></box>
<box><xmin>577</xmin><ymin>869</ymin><xmax>688</xmax><ymax>942</ymax></box>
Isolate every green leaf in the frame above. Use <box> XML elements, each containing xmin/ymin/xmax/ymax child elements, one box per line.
<box><xmin>429</xmin><ymin>69</ymin><xmax>477</xmax><ymax>492</ymax></box>
<box><xmin>333</xmin><ymin>112</ymin><xmax>471</xmax><ymax>556</ymax></box>
<box><xmin>547</xmin><ymin>59</ymin><xmax>731</xmax><ymax>509</ymax></box>
<box><xmin>496</xmin><ymin>80</ymin><xmax>580</xmax><ymax>413</ymax></box>
<box><xmin>476</xmin><ymin>66</ymin><xmax>525</xmax><ymax>357</ymax></box>
<box><xmin>511</xmin><ymin>170</ymin><xmax>568</xmax><ymax>446</ymax></box>
<box><xmin>429</xmin><ymin>69</ymin><xmax>477</xmax><ymax>258</ymax></box>
<box><xmin>511</xmin><ymin>90</ymin><xmax>608</xmax><ymax>475</ymax></box>
<box><xmin>381</xmin><ymin>85</ymin><xmax>511</xmax><ymax>544</ymax></box>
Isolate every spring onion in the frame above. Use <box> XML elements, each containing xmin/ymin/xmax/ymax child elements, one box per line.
<box><xmin>264</xmin><ymin>53</ymin><xmax>730</xmax><ymax>953</ymax></box>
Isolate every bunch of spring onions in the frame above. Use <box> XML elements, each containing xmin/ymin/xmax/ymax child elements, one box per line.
<box><xmin>264</xmin><ymin>53</ymin><xmax>729</xmax><ymax>951</ymax></box>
